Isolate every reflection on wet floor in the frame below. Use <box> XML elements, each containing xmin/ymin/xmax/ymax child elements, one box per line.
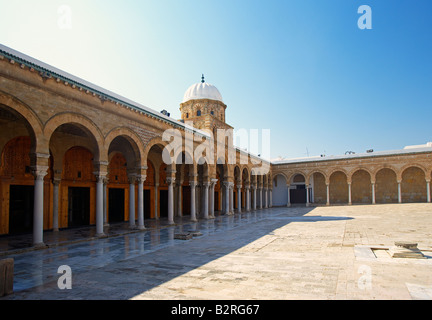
<box><xmin>5</xmin><ymin>207</ymin><xmax>312</xmax><ymax>293</ymax></box>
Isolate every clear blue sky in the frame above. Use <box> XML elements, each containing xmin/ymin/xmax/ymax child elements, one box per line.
<box><xmin>1</xmin><ymin>0</ymin><xmax>431</xmax><ymax>160</ymax></box>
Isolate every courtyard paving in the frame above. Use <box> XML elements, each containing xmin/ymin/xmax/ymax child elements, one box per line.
<box><xmin>1</xmin><ymin>203</ymin><xmax>431</xmax><ymax>300</ymax></box>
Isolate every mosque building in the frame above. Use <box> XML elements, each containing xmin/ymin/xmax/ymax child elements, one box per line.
<box><xmin>0</xmin><ymin>43</ymin><xmax>431</xmax><ymax>247</ymax></box>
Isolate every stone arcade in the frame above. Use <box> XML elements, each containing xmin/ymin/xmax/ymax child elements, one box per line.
<box><xmin>0</xmin><ymin>44</ymin><xmax>431</xmax><ymax>248</ymax></box>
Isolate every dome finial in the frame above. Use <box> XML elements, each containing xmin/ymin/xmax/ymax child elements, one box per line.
<box><xmin>201</xmin><ymin>74</ymin><xmax>205</xmax><ymax>83</ymax></box>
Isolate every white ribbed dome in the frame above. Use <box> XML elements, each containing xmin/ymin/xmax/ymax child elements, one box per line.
<box><xmin>183</xmin><ymin>77</ymin><xmax>223</xmax><ymax>103</ymax></box>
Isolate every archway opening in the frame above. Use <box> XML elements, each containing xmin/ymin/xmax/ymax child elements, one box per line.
<box><xmin>290</xmin><ymin>174</ymin><xmax>306</xmax><ymax>204</ymax></box>
<box><xmin>352</xmin><ymin>170</ymin><xmax>372</xmax><ymax>204</ymax></box>
<box><xmin>375</xmin><ymin>168</ymin><xmax>398</xmax><ymax>204</ymax></box>
<box><xmin>329</xmin><ymin>171</ymin><xmax>348</xmax><ymax>204</ymax></box>
<box><xmin>402</xmin><ymin>167</ymin><xmax>427</xmax><ymax>203</ymax></box>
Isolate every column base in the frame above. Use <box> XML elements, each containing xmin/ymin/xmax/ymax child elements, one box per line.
<box><xmin>96</xmin><ymin>232</ymin><xmax>106</xmax><ymax>238</ymax></box>
<box><xmin>137</xmin><ymin>225</ymin><xmax>146</xmax><ymax>230</ymax></box>
<box><xmin>33</xmin><ymin>242</ymin><xmax>46</xmax><ymax>248</ymax></box>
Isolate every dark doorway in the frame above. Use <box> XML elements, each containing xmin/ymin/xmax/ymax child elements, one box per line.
<box><xmin>144</xmin><ymin>189</ymin><xmax>151</xmax><ymax>219</ymax></box>
<box><xmin>9</xmin><ymin>185</ymin><xmax>34</xmax><ymax>235</ymax></box>
<box><xmin>109</xmin><ymin>188</ymin><xmax>125</xmax><ymax>223</ymax></box>
<box><xmin>68</xmin><ymin>187</ymin><xmax>90</xmax><ymax>227</ymax></box>
<box><xmin>214</xmin><ymin>191</ymin><xmax>219</xmax><ymax>211</ymax></box>
<box><xmin>182</xmin><ymin>186</ymin><xmax>191</xmax><ymax>215</ymax></box>
<box><xmin>290</xmin><ymin>185</ymin><xmax>307</xmax><ymax>204</ymax></box>
<box><xmin>159</xmin><ymin>190</ymin><xmax>168</xmax><ymax>218</ymax></box>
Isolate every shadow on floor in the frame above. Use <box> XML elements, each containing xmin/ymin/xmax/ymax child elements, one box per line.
<box><xmin>0</xmin><ymin>206</ymin><xmax>355</xmax><ymax>300</ymax></box>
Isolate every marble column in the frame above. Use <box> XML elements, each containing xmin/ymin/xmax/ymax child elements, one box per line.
<box><xmin>287</xmin><ymin>184</ymin><xmax>291</xmax><ymax>207</ymax></box>
<box><xmin>245</xmin><ymin>185</ymin><xmax>250</xmax><ymax>212</ymax></box>
<box><xmin>237</xmin><ymin>185</ymin><xmax>242</xmax><ymax>213</ymax></box>
<box><xmin>398</xmin><ymin>181</ymin><xmax>402</xmax><ymax>203</ymax></box>
<box><xmin>95</xmin><ymin>174</ymin><xmax>106</xmax><ymax>237</ymax></box>
<box><xmin>252</xmin><ymin>185</ymin><xmax>257</xmax><ymax>210</ymax></box>
<box><xmin>190</xmin><ymin>181</ymin><xmax>197</xmax><ymax>222</ymax></box>
<box><xmin>203</xmin><ymin>182</ymin><xmax>210</xmax><ymax>219</ymax></box>
<box><xmin>348</xmin><ymin>182</ymin><xmax>352</xmax><ymax>205</ymax></box>
<box><xmin>371</xmin><ymin>182</ymin><xmax>376</xmax><ymax>204</ymax></box>
<box><xmin>326</xmin><ymin>183</ymin><xmax>330</xmax><ymax>206</ymax></box>
<box><xmin>224</xmin><ymin>181</ymin><xmax>230</xmax><ymax>215</ymax></box>
<box><xmin>306</xmin><ymin>185</ymin><xmax>310</xmax><ymax>207</ymax></box>
<box><xmin>33</xmin><ymin>168</ymin><xmax>48</xmax><ymax>246</ymax></box>
<box><xmin>427</xmin><ymin>180</ymin><xmax>431</xmax><ymax>203</ymax></box>
<box><xmin>229</xmin><ymin>182</ymin><xmax>234</xmax><ymax>214</ymax></box>
<box><xmin>137</xmin><ymin>175</ymin><xmax>146</xmax><ymax>230</ymax></box>
<box><xmin>210</xmin><ymin>179</ymin><xmax>218</xmax><ymax>218</ymax></box>
<box><xmin>129</xmin><ymin>175</ymin><xmax>136</xmax><ymax>228</ymax></box>
<box><xmin>167</xmin><ymin>177</ymin><xmax>175</xmax><ymax>224</ymax></box>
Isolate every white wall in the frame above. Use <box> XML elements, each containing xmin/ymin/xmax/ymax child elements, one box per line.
<box><xmin>272</xmin><ymin>174</ymin><xmax>287</xmax><ymax>206</ymax></box>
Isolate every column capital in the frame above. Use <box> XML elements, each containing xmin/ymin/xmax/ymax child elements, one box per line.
<box><xmin>189</xmin><ymin>181</ymin><xmax>198</xmax><ymax>188</ymax></box>
<box><xmin>136</xmin><ymin>175</ymin><xmax>147</xmax><ymax>184</ymax></box>
<box><xmin>166</xmin><ymin>177</ymin><xmax>176</xmax><ymax>185</ymax></box>
<box><xmin>128</xmin><ymin>174</ymin><xmax>137</xmax><ymax>184</ymax></box>
<box><xmin>52</xmin><ymin>177</ymin><xmax>61</xmax><ymax>186</ymax></box>
<box><xmin>94</xmin><ymin>170</ymin><xmax>108</xmax><ymax>184</ymax></box>
<box><xmin>32</xmin><ymin>166</ymin><xmax>49</xmax><ymax>180</ymax></box>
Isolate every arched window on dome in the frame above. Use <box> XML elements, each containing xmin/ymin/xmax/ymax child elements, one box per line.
<box><xmin>197</xmin><ymin>110</ymin><xmax>201</xmax><ymax>116</ymax></box>
<box><xmin>211</xmin><ymin>110</ymin><xmax>214</xmax><ymax>116</ymax></box>
<box><xmin>186</xmin><ymin>113</ymin><xmax>189</xmax><ymax>119</ymax></box>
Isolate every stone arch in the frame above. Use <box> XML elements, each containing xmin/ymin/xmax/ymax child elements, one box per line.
<box><xmin>233</xmin><ymin>165</ymin><xmax>242</xmax><ymax>183</ymax></box>
<box><xmin>401</xmin><ymin>166</ymin><xmax>427</xmax><ymax>203</ymax></box>
<box><xmin>241</xmin><ymin>166</ymin><xmax>250</xmax><ymax>184</ymax></box>
<box><xmin>306</xmin><ymin>170</ymin><xmax>327</xmax><ymax>186</ymax></box>
<box><xmin>329</xmin><ymin>170</ymin><xmax>348</xmax><ymax>204</ymax></box>
<box><xmin>44</xmin><ymin>112</ymin><xmax>105</xmax><ymax>162</ymax></box>
<box><xmin>309</xmin><ymin>171</ymin><xmax>327</xmax><ymax>205</ymax></box>
<box><xmin>351</xmin><ymin>169</ymin><xmax>372</xmax><ymax>204</ymax></box>
<box><xmin>348</xmin><ymin>167</ymin><xmax>373</xmax><ymax>183</ymax></box>
<box><xmin>104</xmin><ymin>127</ymin><xmax>145</xmax><ymax>168</ymax></box>
<box><xmin>375</xmin><ymin>167</ymin><xmax>398</xmax><ymax>203</ymax></box>
<box><xmin>272</xmin><ymin>171</ymin><xmax>290</xmax><ymax>184</ymax></box>
<box><xmin>290</xmin><ymin>172</ymin><xmax>306</xmax><ymax>184</ymax></box>
<box><xmin>0</xmin><ymin>90</ymin><xmax>44</xmax><ymax>154</ymax></box>
<box><xmin>142</xmin><ymin>136</ymin><xmax>170</xmax><ymax>166</ymax></box>
<box><xmin>399</xmin><ymin>163</ymin><xmax>428</xmax><ymax>181</ymax></box>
